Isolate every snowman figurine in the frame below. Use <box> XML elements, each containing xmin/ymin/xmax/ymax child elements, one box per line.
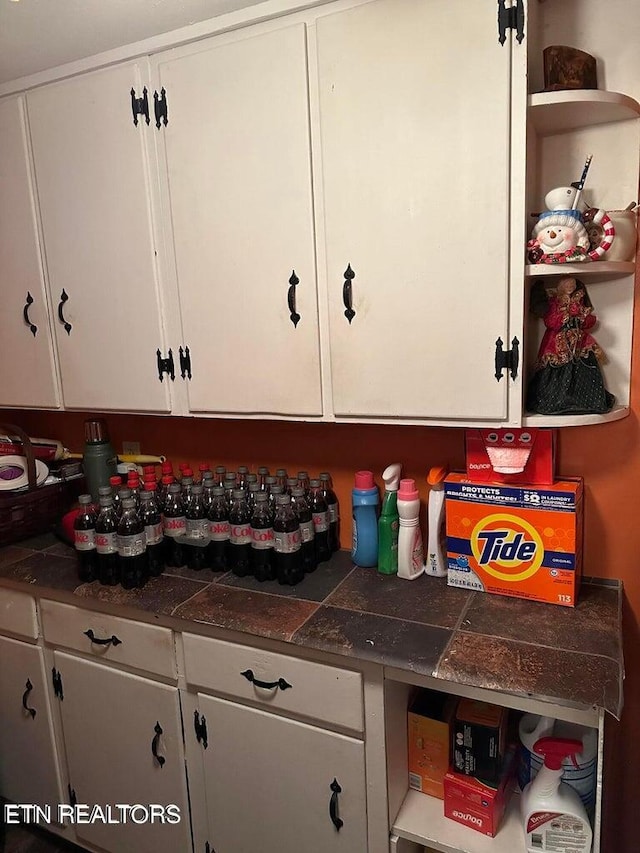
<box><xmin>527</xmin><ymin>186</ymin><xmax>615</xmax><ymax>264</ymax></box>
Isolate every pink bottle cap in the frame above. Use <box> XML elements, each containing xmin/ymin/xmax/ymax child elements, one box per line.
<box><xmin>398</xmin><ymin>478</ymin><xmax>419</xmax><ymax>501</ymax></box>
<box><xmin>354</xmin><ymin>470</ymin><xmax>375</xmax><ymax>489</ymax></box>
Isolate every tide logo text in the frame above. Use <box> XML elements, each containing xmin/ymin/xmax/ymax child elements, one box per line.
<box><xmin>476</xmin><ymin>530</ymin><xmax>536</xmax><ymax>565</ymax></box>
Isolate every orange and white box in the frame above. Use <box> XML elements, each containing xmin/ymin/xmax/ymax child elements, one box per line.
<box><xmin>445</xmin><ymin>474</ymin><xmax>583</xmax><ymax>607</ymax></box>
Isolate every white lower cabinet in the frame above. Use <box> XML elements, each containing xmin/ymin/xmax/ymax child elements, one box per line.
<box><xmin>192</xmin><ymin>693</ymin><xmax>368</xmax><ymax>853</ymax></box>
<box><xmin>0</xmin><ymin>635</ymin><xmax>63</xmax><ymax>809</ymax></box>
<box><xmin>51</xmin><ymin>650</ymin><xmax>191</xmax><ymax>853</ymax></box>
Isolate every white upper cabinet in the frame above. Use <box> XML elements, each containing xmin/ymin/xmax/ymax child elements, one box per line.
<box><xmin>0</xmin><ymin>96</ymin><xmax>60</xmax><ymax>409</ymax></box>
<box><xmin>154</xmin><ymin>22</ymin><xmax>322</xmax><ymax>416</ymax></box>
<box><xmin>314</xmin><ymin>0</ymin><xmax>522</xmax><ymax>421</ymax></box>
<box><xmin>26</xmin><ymin>61</ymin><xmax>171</xmax><ymax>413</ymax></box>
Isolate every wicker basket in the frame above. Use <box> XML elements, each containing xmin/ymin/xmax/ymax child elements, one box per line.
<box><xmin>0</xmin><ymin>423</ymin><xmax>84</xmax><ymax>547</ymax></box>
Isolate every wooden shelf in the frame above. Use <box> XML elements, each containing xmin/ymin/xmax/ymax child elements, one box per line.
<box><xmin>523</xmin><ymin>404</ymin><xmax>629</xmax><ymax>428</ymax></box>
<box><xmin>392</xmin><ymin>788</ymin><xmax>523</xmax><ymax>853</ymax></box>
<box><xmin>529</xmin><ymin>90</ymin><xmax>640</xmax><ymax>135</ymax></box>
<box><xmin>525</xmin><ymin>262</ymin><xmax>635</xmax><ymax>279</ymax></box>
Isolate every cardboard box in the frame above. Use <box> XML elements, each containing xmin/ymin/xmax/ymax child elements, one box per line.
<box><xmin>453</xmin><ymin>699</ymin><xmax>507</xmax><ymax>784</ymax></box>
<box><xmin>407</xmin><ymin>689</ymin><xmax>457</xmax><ymax>799</ymax></box>
<box><xmin>465</xmin><ymin>428</ymin><xmax>556</xmax><ymax>485</ymax></box>
<box><xmin>445</xmin><ymin>474</ymin><xmax>583</xmax><ymax>607</ymax></box>
<box><xmin>444</xmin><ymin>745</ymin><xmax>517</xmax><ymax>837</ymax></box>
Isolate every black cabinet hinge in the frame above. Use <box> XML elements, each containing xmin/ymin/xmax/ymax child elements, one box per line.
<box><xmin>495</xmin><ymin>336</ymin><xmax>519</xmax><ymax>381</ymax></box>
<box><xmin>205</xmin><ymin>843</ymin><xmax>216</xmax><ymax>853</ymax></box>
<box><xmin>67</xmin><ymin>784</ymin><xmax>77</xmax><ymax>807</ymax></box>
<box><xmin>130</xmin><ymin>87</ymin><xmax>150</xmax><ymax>126</ymax></box>
<box><xmin>157</xmin><ymin>348</ymin><xmax>175</xmax><ymax>382</ymax></box>
<box><xmin>179</xmin><ymin>346</ymin><xmax>192</xmax><ymax>380</ymax></box>
<box><xmin>52</xmin><ymin>667</ymin><xmax>64</xmax><ymax>700</ymax></box>
<box><xmin>154</xmin><ymin>88</ymin><xmax>168</xmax><ymax>129</ymax></box>
<box><xmin>498</xmin><ymin>0</ymin><xmax>524</xmax><ymax>45</ymax></box>
<box><xmin>194</xmin><ymin>710</ymin><xmax>208</xmax><ymax>749</ymax></box>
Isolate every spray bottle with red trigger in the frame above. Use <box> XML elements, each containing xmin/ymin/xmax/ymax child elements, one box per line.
<box><xmin>520</xmin><ymin>737</ymin><xmax>593</xmax><ymax>853</ymax></box>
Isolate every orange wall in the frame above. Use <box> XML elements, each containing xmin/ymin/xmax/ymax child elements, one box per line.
<box><xmin>4</xmin><ymin>289</ymin><xmax>639</xmax><ymax>846</ymax></box>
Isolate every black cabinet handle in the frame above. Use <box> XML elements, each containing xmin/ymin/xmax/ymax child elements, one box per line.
<box><xmin>288</xmin><ymin>270</ymin><xmax>300</xmax><ymax>328</ymax></box>
<box><xmin>342</xmin><ymin>264</ymin><xmax>356</xmax><ymax>324</ymax></box>
<box><xmin>151</xmin><ymin>721</ymin><xmax>165</xmax><ymax>768</ymax></box>
<box><xmin>23</xmin><ymin>292</ymin><xmax>37</xmax><ymax>337</ymax></box>
<box><xmin>22</xmin><ymin>678</ymin><xmax>36</xmax><ymax>719</ymax></box>
<box><xmin>240</xmin><ymin>669</ymin><xmax>292</xmax><ymax>692</ymax></box>
<box><xmin>154</xmin><ymin>88</ymin><xmax>168</xmax><ymax>129</ymax></box>
<box><xmin>329</xmin><ymin>778</ymin><xmax>343</xmax><ymax>831</ymax></box>
<box><xmin>57</xmin><ymin>290</ymin><xmax>72</xmax><ymax>335</ymax></box>
<box><xmin>83</xmin><ymin>629</ymin><xmax>122</xmax><ymax>647</ymax></box>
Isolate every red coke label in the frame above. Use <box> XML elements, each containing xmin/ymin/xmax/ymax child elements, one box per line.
<box><xmin>145</xmin><ymin>522</ymin><xmax>163</xmax><ymax>546</ymax></box>
<box><xmin>275</xmin><ymin>529</ymin><xmax>301</xmax><ymax>554</ymax></box>
<box><xmin>251</xmin><ymin>527</ymin><xmax>274</xmax><ymax>549</ymax></box>
<box><xmin>75</xmin><ymin>530</ymin><xmax>96</xmax><ymax>551</ymax></box>
<box><xmin>312</xmin><ymin>511</ymin><xmax>329</xmax><ymax>533</ymax></box>
<box><xmin>95</xmin><ymin>532</ymin><xmax>117</xmax><ymax>554</ymax></box>
<box><xmin>164</xmin><ymin>516</ymin><xmax>186</xmax><ymax>537</ymax></box>
<box><xmin>299</xmin><ymin>520</ymin><xmax>315</xmax><ymax>543</ymax></box>
<box><xmin>230</xmin><ymin>524</ymin><xmax>251</xmax><ymax>546</ymax></box>
<box><xmin>210</xmin><ymin>520</ymin><xmax>230</xmax><ymax>542</ymax></box>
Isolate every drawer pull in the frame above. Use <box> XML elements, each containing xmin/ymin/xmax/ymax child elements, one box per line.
<box><xmin>342</xmin><ymin>264</ymin><xmax>356</xmax><ymax>324</ymax></box>
<box><xmin>84</xmin><ymin>629</ymin><xmax>122</xmax><ymax>647</ymax></box>
<box><xmin>22</xmin><ymin>678</ymin><xmax>36</xmax><ymax>719</ymax></box>
<box><xmin>240</xmin><ymin>669</ymin><xmax>292</xmax><ymax>692</ymax></box>
<box><xmin>23</xmin><ymin>292</ymin><xmax>37</xmax><ymax>337</ymax></box>
<box><xmin>151</xmin><ymin>721</ymin><xmax>165</xmax><ymax>768</ymax></box>
<box><xmin>57</xmin><ymin>289</ymin><xmax>72</xmax><ymax>335</ymax></box>
<box><xmin>329</xmin><ymin>778</ymin><xmax>343</xmax><ymax>831</ymax></box>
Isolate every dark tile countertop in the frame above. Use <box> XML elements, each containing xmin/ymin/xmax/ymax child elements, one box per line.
<box><xmin>0</xmin><ymin>534</ymin><xmax>624</xmax><ymax>718</ymax></box>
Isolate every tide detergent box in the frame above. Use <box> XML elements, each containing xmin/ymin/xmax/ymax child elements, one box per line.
<box><xmin>445</xmin><ymin>474</ymin><xmax>583</xmax><ymax>607</ymax></box>
<box><xmin>407</xmin><ymin>689</ymin><xmax>457</xmax><ymax>799</ymax></box>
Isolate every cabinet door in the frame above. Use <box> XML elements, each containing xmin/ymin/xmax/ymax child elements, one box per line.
<box><xmin>316</xmin><ymin>0</ymin><xmax>517</xmax><ymax>420</ymax></box>
<box><xmin>53</xmin><ymin>651</ymin><xmax>191</xmax><ymax>853</ymax></box>
<box><xmin>26</xmin><ymin>62</ymin><xmax>171</xmax><ymax>413</ymax></box>
<box><xmin>155</xmin><ymin>22</ymin><xmax>322</xmax><ymax>416</ymax></box>
<box><xmin>0</xmin><ymin>96</ymin><xmax>60</xmax><ymax>409</ymax></box>
<box><xmin>197</xmin><ymin>693</ymin><xmax>367</xmax><ymax>853</ymax></box>
<box><xmin>0</xmin><ymin>636</ymin><xmax>63</xmax><ymax>808</ymax></box>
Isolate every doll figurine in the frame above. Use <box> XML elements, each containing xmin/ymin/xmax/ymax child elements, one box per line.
<box><xmin>526</xmin><ymin>277</ymin><xmax>615</xmax><ymax>415</ymax></box>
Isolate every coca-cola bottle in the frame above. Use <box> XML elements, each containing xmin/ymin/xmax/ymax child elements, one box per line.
<box><xmin>214</xmin><ymin>465</ymin><xmax>226</xmax><ymax>486</ymax></box>
<box><xmin>164</xmin><ymin>483</ymin><xmax>186</xmax><ymax>567</ymax></box>
<box><xmin>161</xmin><ymin>461</ymin><xmax>174</xmax><ymax>482</ymax></box>
<box><xmin>320</xmin><ymin>472</ymin><xmax>341</xmax><ymax>552</ymax></box>
<box><xmin>158</xmin><ymin>474</ymin><xmax>174</xmax><ymax>512</ymax></box>
<box><xmin>275</xmin><ymin>468</ymin><xmax>288</xmax><ymax>490</ymax></box>
<box><xmin>309</xmin><ymin>479</ymin><xmax>331</xmax><ymax>563</ymax></box>
<box><xmin>297</xmin><ymin>471</ymin><xmax>311</xmax><ymax>496</ymax></box>
<box><xmin>109</xmin><ymin>476</ymin><xmax>122</xmax><ymax>515</ymax></box>
<box><xmin>250</xmin><ymin>492</ymin><xmax>276</xmax><ymax>582</ymax></box>
<box><xmin>247</xmin><ymin>481</ymin><xmax>260</xmax><ymax>513</ymax></box>
<box><xmin>98</xmin><ymin>485</ymin><xmax>112</xmax><ymax>500</ymax></box>
<box><xmin>246</xmin><ymin>472</ymin><xmax>258</xmax><ymax>491</ymax></box>
<box><xmin>228</xmin><ymin>488</ymin><xmax>252</xmax><ymax>577</ymax></box>
<box><xmin>273</xmin><ymin>494</ymin><xmax>303</xmax><ymax>586</ymax></box>
<box><xmin>116</xmin><ymin>487</ymin><xmax>132</xmax><ymax>519</ymax></box>
<box><xmin>140</xmin><ymin>490</ymin><xmax>164</xmax><ymax>577</ymax></box>
<box><xmin>202</xmin><ymin>473</ymin><xmax>215</xmax><ymax>513</ymax></box>
<box><xmin>142</xmin><ymin>464</ymin><xmax>156</xmax><ymax>483</ymax></box>
<box><xmin>257</xmin><ymin>467</ymin><xmax>270</xmax><ymax>490</ymax></box>
<box><xmin>95</xmin><ymin>496</ymin><xmax>120</xmax><ymax>586</ymax></box>
<box><xmin>186</xmin><ymin>484</ymin><xmax>209</xmax><ymax>570</ymax></box>
<box><xmin>286</xmin><ymin>477</ymin><xmax>298</xmax><ymax>495</ymax></box>
<box><xmin>264</xmin><ymin>475</ymin><xmax>277</xmax><ymax>493</ymax></box>
<box><xmin>74</xmin><ymin>494</ymin><xmax>98</xmax><ymax>582</ymax></box>
<box><xmin>223</xmin><ymin>473</ymin><xmax>237</xmax><ymax>505</ymax></box>
<box><xmin>127</xmin><ymin>472</ymin><xmax>141</xmax><ymax>511</ymax></box>
<box><xmin>207</xmin><ymin>486</ymin><xmax>229</xmax><ymax>572</ymax></box>
<box><xmin>290</xmin><ymin>487</ymin><xmax>317</xmax><ymax>574</ymax></box>
<box><xmin>237</xmin><ymin>466</ymin><xmax>249</xmax><ymax>491</ymax></box>
<box><xmin>268</xmin><ymin>484</ymin><xmax>283</xmax><ymax>515</ymax></box>
<box><xmin>198</xmin><ymin>462</ymin><xmax>211</xmax><ymax>483</ymax></box>
<box><xmin>181</xmin><ymin>475</ymin><xmax>194</xmax><ymax>514</ymax></box>
<box><xmin>117</xmin><ymin>497</ymin><xmax>147</xmax><ymax>589</ymax></box>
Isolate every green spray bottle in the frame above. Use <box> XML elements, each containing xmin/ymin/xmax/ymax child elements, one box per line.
<box><xmin>378</xmin><ymin>463</ymin><xmax>402</xmax><ymax>574</ymax></box>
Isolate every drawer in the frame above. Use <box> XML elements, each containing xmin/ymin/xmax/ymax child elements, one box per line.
<box><xmin>182</xmin><ymin>633</ymin><xmax>363</xmax><ymax>732</ymax></box>
<box><xmin>0</xmin><ymin>588</ymin><xmax>38</xmax><ymax>639</ymax></box>
<box><xmin>40</xmin><ymin>600</ymin><xmax>176</xmax><ymax>680</ymax></box>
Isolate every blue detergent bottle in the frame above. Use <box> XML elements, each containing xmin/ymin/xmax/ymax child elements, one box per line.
<box><xmin>351</xmin><ymin>471</ymin><xmax>379</xmax><ymax>567</ymax></box>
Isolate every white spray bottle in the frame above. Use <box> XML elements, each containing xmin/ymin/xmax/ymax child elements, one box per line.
<box><xmin>425</xmin><ymin>466</ymin><xmax>447</xmax><ymax>577</ymax></box>
<box><xmin>521</xmin><ymin>737</ymin><xmax>592</xmax><ymax>853</ymax></box>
